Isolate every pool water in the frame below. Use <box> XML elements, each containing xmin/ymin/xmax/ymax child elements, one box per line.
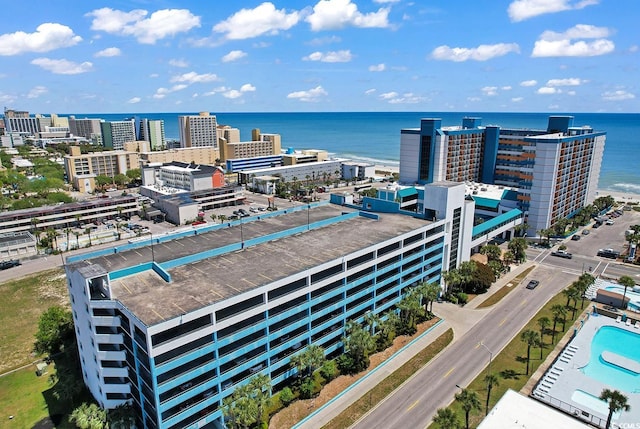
<box><xmin>581</xmin><ymin>326</ymin><xmax>640</xmax><ymax>392</ymax></box>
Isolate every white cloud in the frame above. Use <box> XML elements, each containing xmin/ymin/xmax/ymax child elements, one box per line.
<box><xmin>169</xmin><ymin>59</ymin><xmax>189</xmax><ymax>67</ymax></box>
<box><xmin>502</xmin><ymin>86</ymin><xmax>512</xmax><ymax>90</ymax></box>
<box><xmin>532</xmin><ymin>24</ymin><xmax>614</xmax><ymax>57</ymax></box>
<box><xmin>222</xmin><ymin>50</ymin><xmax>247</xmax><ymax>62</ymax></box>
<box><xmin>467</xmin><ymin>97</ymin><xmax>481</xmax><ymax>102</ymax></box>
<box><xmin>170</xmin><ymin>72</ymin><xmax>219</xmax><ymax>84</ymax></box>
<box><xmin>546</xmin><ymin>77</ymin><xmax>585</xmax><ymax>86</ymax></box>
<box><xmin>213</xmin><ymin>2</ymin><xmax>300</xmax><ymax>40</ymax></box>
<box><xmin>431</xmin><ymin>43</ymin><xmax>520</xmax><ymax>62</ymax></box>
<box><xmin>287</xmin><ymin>85</ymin><xmax>328</xmax><ymax>102</ymax></box>
<box><xmin>128</xmin><ymin>96</ymin><xmax>141</xmax><ymax>103</ymax></box>
<box><xmin>602</xmin><ymin>90</ymin><xmax>635</xmax><ymax>101</ymax></box>
<box><xmin>27</xmin><ymin>86</ymin><xmax>48</xmax><ymax>98</ymax></box>
<box><xmin>87</xmin><ymin>7</ymin><xmax>201</xmax><ymax>44</ymax></box>
<box><xmin>365</xmin><ymin>88</ymin><xmax>376</xmax><ymax>95</ymax></box>
<box><xmin>381</xmin><ymin>92</ymin><xmax>425</xmax><ymax>104</ymax></box>
<box><xmin>373</xmin><ymin>0</ymin><xmax>400</xmax><ymax>3</ymax></box>
<box><xmin>567</xmin><ymin>90</ymin><xmax>576</xmax><ymax>96</ymax></box>
<box><xmin>379</xmin><ymin>91</ymin><xmax>398</xmax><ymax>99</ymax></box>
<box><xmin>369</xmin><ymin>63</ymin><xmax>386</xmax><ymax>72</ymax></box>
<box><xmin>223</xmin><ymin>90</ymin><xmax>243</xmax><ymax>99</ymax></box>
<box><xmin>149</xmin><ymin>73</ymin><xmax>159</xmax><ymax>78</ymax></box>
<box><xmin>0</xmin><ymin>92</ymin><xmax>17</xmax><ymax>104</ymax></box>
<box><xmin>482</xmin><ymin>86</ymin><xmax>498</xmax><ymax>96</ymax></box>
<box><xmin>31</xmin><ymin>58</ymin><xmax>93</xmax><ymax>74</ymax></box>
<box><xmin>240</xmin><ymin>83</ymin><xmax>256</xmax><ymax>92</ymax></box>
<box><xmin>508</xmin><ymin>0</ymin><xmax>598</xmax><ymax>22</ymax></box>
<box><xmin>520</xmin><ymin>79</ymin><xmax>538</xmax><ymax>86</ymax></box>
<box><xmin>537</xmin><ymin>87</ymin><xmax>559</xmax><ymax>94</ymax></box>
<box><xmin>202</xmin><ymin>86</ymin><xmax>229</xmax><ymax>96</ymax></box>
<box><xmin>94</xmin><ymin>47</ymin><xmax>121</xmax><ymax>57</ymax></box>
<box><xmin>153</xmin><ymin>84</ymin><xmax>187</xmax><ymax>99</ymax></box>
<box><xmin>303</xmin><ymin>50</ymin><xmax>352</xmax><ymax>62</ymax></box>
<box><xmin>0</xmin><ymin>23</ymin><xmax>82</xmax><ymax>56</ymax></box>
<box><xmin>512</xmin><ymin>97</ymin><xmax>524</xmax><ymax>102</ymax></box>
<box><xmin>306</xmin><ymin>0</ymin><xmax>390</xmax><ymax>31</ymax></box>
<box><xmin>629</xmin><ymin>45</ymin><xmax>639</xmax><ymax>53</ymax></box>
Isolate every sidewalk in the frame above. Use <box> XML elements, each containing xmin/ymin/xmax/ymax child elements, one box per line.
<box><xmin>294</xmin><ymin>260</ymin><xmax>535</xmax><ymax>429</ymax></box>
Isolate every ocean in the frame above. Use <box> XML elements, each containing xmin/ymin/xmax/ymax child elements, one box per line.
<box><xmin>70</xmin><ymin>112</ymin><xmax>640</xmax><ymax>194</ymax></box>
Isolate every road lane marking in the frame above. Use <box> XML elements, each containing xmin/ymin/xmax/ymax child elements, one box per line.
<box><xmin>520</xmin><ymin>299</ymin><xmax>527</xmax><ymax>307</ymax></box>
<box><xmin>443</xmin><ymin>367</ymin><xmax>455</xmax><ymax>378</ymax></box>
<box><xmin>407</xmin><ymin>400</ymin><xmax>419</xmax><ymax>412</ymax></box>
<box><xmin>499</xmin><ymin>318</ymin><xmax>507</xmax><ymax>326</ymax></box>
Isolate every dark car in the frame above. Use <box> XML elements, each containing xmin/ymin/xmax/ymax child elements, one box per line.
<box><xmin>571</xmin><ymin>235</ymin><xmax>581</xmax><ymax>241</ymax></box>
<box><xmin>551</xmin><ymin>250</ymin><xmax>573</xmax><ymax>259</ymax></box>
<box><xmin>0</xmin><ymin>259</ymin><xmax>21</xmax><ymax>270</ymax></box>
<box><xmin>526</xmin><ymin>280</ymin><xmax>540</xmax><ymax>290</ymax></box>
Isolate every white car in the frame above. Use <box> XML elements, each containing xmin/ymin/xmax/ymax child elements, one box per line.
<box><xmin>605</xmin><ymin>220</ymin><xmax>615</xmax><ymax>225</ymax></box>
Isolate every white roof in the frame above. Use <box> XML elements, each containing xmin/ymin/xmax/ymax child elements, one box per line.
<box><xmin>478</xmin><ymin>389</ymin><xmax>590</xmax><ymax>429</ymax></box>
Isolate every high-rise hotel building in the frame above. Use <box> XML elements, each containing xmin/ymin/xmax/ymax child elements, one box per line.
<box><xmin>101</xmin><ymin>119</ymin><xmax>137</xmax><ymax>150</ymax></box>
<box><xmin>64</xmin><ymin>185</ymin><xmax>471</xmax><ymax>429</ymax></box>
<box><xmin>400</xmin><ymin>116</ymin><xmax>605</xmax><ymax>236</ymax></box>
<box><xmin>178</xmin><ymin>112</ymin><xmax>218</xmax><ymax>149</ymax></box>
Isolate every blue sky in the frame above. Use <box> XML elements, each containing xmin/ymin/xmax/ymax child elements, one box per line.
<box><xmin>0</xmin><ymin>0</ymin><xmax>638</xmax><ymax>113</ymax></box>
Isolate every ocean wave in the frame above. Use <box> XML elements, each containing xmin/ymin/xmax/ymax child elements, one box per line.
<box><xmin>606</xmin><ymin>183</ymin><xmax>640</xmax><ymax>193</ymax></box>
<box><xmin>337</xmin><ymin>154</ymin><xmax>400</xmax><ymax>166</ymax></box>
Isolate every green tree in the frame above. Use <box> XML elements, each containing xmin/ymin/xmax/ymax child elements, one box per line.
<box><xmin>455</xmin><ymin>388</ymin><xmax>481</xmax><ymax>429</ymax></box>
<box><xmin>340</xmin><ymin>320</ymin><xmax>376</xmax><ymax>373</ymax></box>
<box><xmin>113</xmin><ymin>173</ymin><xmax>129</xmax><ymax>187</ymax></box>
<box><xmin>433</xmin><ymin>407</ymin><xmax>460</xmax><ymax>429</ymax></box>
<box><xmin>95</xmin><ymin>175</ymin><xmax>112</xmax><ymax>189</ymax></box>
<box><xmin>520</xmin><ymin>329</ymin><xmax>540</xmax><ymax>375</ymax></box>
<box><xmin>84</xmin><ymin>228</ymin><xmax>92</xmax><ymax>246</ymax></box>
<box><xmin>507</xmin><ymin>237</ymin><xmax>528</xmax><ymax>263</ymax></box>
<box><xmin>537</xmin><ymin>316</ymin><xmax>550</xmax><ymax>347</ymax></box>
<box><xmin>576</xmin><ymin>273</ymin><xmax>594</xmax><ymax>309</ymax></box>
<box><xmin>364</xmin><ymin>310</ymin><xmax>382</xmax><ymax>336</ymax></box>
<box><xmin>34</xmin><ymin>306</ymin><xmax>74</xmax><ymax>355</ymax></box>
<box><xmin>443</xmin><ymin>270</ymin><xmax>462</xmax><ymax>296</ymax></box>
<box><xmin>551</xmin><ymin>305</ymin><xmax>567</xmax><ymax>342</ymax></box>
<box><xmin>108</xmin><ymin>403</ymin><xmax>136</xmax><ymax>429</ymax></box>
<box><xmin>600</xmin><ymin>388</ymin><xmax>630</xmax><ymax>429</ymax></box>
<box><xmin>279</xmin><ymin>387</ymin><xmax>294</xmax><ymax>406</ymax></box>
<box><xmin>69</xmin><ymin>402</ymin><xmax>107</xmax><ymax>429</ymax></box>
<box><xmin>424</xmin><ymin>281</ymin><xmax>441</xmax><ymax>314</ymax></box>
<box><xmin>48</xmin><ymin>366</ymin><xmax>82</xmax><ymax>408</ymax></box>
<box><xmin>125</xmin><ymin>168</ymin><xmax>141</xmax><ymax>181</ymax></box>
<box><xmin>397</xmin><ymin>288</ymin><xmax>422</xmax><ymax>334</ymax></box>
<box><xmin>479</xmin><ymin>244</ymin><xmax>502</xmax><ymax>262</ymax></box>
<box><xmin>619</xmin><ymin>275</ymin><xmax>636</xmax><ymax>310</ymax></box>
<box><xmin>483</xmin><ymin>373</ymin><xmax>500</xmax><ymax>416</ymax></box>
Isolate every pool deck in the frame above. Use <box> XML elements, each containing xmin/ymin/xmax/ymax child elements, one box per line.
<box><xmin>533</xmin><ymin>314</ymin><xmax>640</xmax><ymax>427</ymax></box>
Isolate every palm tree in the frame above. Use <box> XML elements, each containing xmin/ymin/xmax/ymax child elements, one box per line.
<box><xmin>69</xmin><ymin>402</ymin><xmax>107</xmax><ymax>429</ymax></box>
<box><xmin>600</xmin><ymin>388</ymin><xmax>630</xmax><ymax>429</ymax></box>
<box><xmin>483</xmin><ymin>373</ymin><xmax>500</xmax><ymax>416</ymax></box>
<box><xmin>424</xmin><ymin>282</ymin><xmax>441</xmax><ymax>314</ymax></box>
<box><xmin>520</xmin><ymin>329</ymin><xmax>540</xmax><ymax>375</ymax></box>
<box><xmin>537</xmin><ymin>316</ymin><xmax>550</xmax><ymax>348</ymax></box>
<box><xmin>108</xmin><ymin>403</ymin><xmax>135</xmax><ymax>429</ymax></box>
<box><xmin>84</xmin><ymin>227</ymin><xmax>92</xmax><ymax>246</ymax></box>
<box><xmin>574</xmin><ymin>276</ymin><xmax>590</xmax><ymax>309</ymax></box>
<box><xmin>551</xmin><ymin>304</ymin><xmax>567</xmax><ymax>342</ymax></box>
<box><xmin>63</xmin><ymin>227</ymin><xmax>72</xmax><ymax>252</ymax></box>
<box><xmin>564</xmin><ymin>286</ymin><xmax>580</xmax><ymax>319</ymax></box>
<box><xmin>443</xmin><ymin>270</ymin><xmax>462</xmax><ymax>296</ymax></box>
<box><xmin>432</xmin><ymin>407</ymin><xmax>460</xmax><ymax>429</ymax></box>
<box><xmin>507</xmin><ymin>237</ymin><xmax>528</xmax><ymax>263</ymax></box>
<box><xmin>502</xmin><ymin>250</ymin><xmax>515</xmax><ymax>267</ymax></box>
<box><xmin>31</xmin><ymin>217</ymin><xmax>40</xmax><ymax>245</ymax></box>
<box><xmin>73</xmin><ymin>231</ymin><xmax>80</xmax><ymax>250</ymax></box>
<box><xmin>364</xmin><ymin>311</ymin><xmax>382</xmax><ymax>336</ymax></box>
<box><xmin>455</xmin><ymin>387</ymin><xmax>481</xmax><ymax>429</ymax></box>
<box><xmin>619</xmin><ymin>275</ymin><xmax>636</xmax><ymax>310</ymax></box>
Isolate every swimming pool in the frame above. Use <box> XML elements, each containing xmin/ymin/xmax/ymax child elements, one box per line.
<box><xmin>581</xmin><ymin>326</ymin><xmax>640</xmax><ymax>392</ymax></box>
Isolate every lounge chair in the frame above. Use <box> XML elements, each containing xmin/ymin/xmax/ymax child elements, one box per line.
<box><xmin>626</xmin><ymin>318</ymin><xmax>632</xmax><ymax>327</ymax></box>
<box><xmin>616</xmin><ymin>315</ymin><xmax>622</xmax><ymax>323</ymax></box>
<box><xmin>635</xmin><ymin>321</ymin><xmax>640</xmax><ymax>329</ymax></box>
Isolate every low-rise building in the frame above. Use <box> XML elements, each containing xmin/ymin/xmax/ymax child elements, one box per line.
<box><xmin>64</xmin><ymin>146</ymin><xmax>140</xmax><ymax>190</ymax></box>
<box><xmin>141</xmin><ymin>162</ymin><xmax>225</xmax><ymax>193</ymax></box>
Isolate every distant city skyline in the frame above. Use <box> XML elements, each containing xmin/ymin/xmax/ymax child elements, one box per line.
<box><xmin>0</xmin><ymin>0</ymin><xmax>638</xmax><ymax>113</ymax></box>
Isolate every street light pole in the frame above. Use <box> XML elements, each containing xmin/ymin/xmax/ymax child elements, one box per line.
<box><xmin>479</xmin><ymin>341</ymin><xmax>493</xmax><ymax>377</ymax></box>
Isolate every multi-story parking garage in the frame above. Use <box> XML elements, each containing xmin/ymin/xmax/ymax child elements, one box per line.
<box><xmin>64</xmin><ymin>182</ymin><xmax>473</xmax><ymax>429</ymax></box>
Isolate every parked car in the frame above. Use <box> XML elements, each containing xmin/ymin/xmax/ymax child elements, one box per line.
<box><xmin>571</xmin><ymin>235</ymin><xmax>581</xmax><ymax>241</ymax></box>
<box><xmin>605</xmin><ymin>220</ymin><xmax>615</xmax><ymax>225</ymax></box>
<box><xmin>551</xmin><ymin>250</ymin><xmax>573</xmax><ymax>259</ymax></box>
<box><xmin>582</xmin><ymin>229</ymin><xmax>590</xmax><ymax>235</ymax></box>
<box><xmin>597</xmin><ymin>249</ymin><xmax>620</xmax><ymax>259</ymax></box>
<box><xmin>526</xmin><ymin>280</ymin><xmax>540</xmax><ymax>290</ymax></box>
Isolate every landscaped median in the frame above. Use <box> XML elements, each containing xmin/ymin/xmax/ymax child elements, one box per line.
<box><xmin>475</xmin><ymin>265</ymin><xmax>535</xmax><ymax>309</ymax></box>
<box><xmin>428</xmin><ymin>289</ymin><xmax>586</xmax><ymax>429</ymax></box>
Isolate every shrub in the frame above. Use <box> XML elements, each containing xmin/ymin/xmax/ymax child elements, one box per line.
<box><xmin>319</xmin><ymin>360</ymin><xmax>338</xmax><ymax>382</ymax></box>
<box><xmin>280</xmin><ymin>387</ymin><xmax>294</xmax><ymax>406</ymax></box>
<box><xmin>457</xmin><ymin>292</ymin><xmax>468</xmax><ymax>305</ymax></box>
<box><xmin>299</xmin><ymin>378</ymin><xmax>317</xmax><ymax>399</ymax></box>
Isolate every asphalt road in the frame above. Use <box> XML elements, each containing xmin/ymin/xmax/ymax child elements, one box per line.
<box><xmin>353</xmin><ymin>263</ymin><xmax>576</xmax><ymax>429</ymax></box>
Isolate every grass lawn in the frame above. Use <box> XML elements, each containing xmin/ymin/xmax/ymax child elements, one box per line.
<box><xmin>323</xmin><ymin>329</ymin><xmax>454</xmax><ymax>429</ymax></box>
<box><xmin>429</xmin><ymin>292</ymin><xmax>584</xmax><ymax>429</ymax></box>
<box><xmin>0</xmin><ymin>364</ymin><xmax>74</xmax><ymax>429</ymax></box>
<box><xmin>0</xmin><ymin>269</ymin><xmax>68</xmax><ymax>374</ymax></box>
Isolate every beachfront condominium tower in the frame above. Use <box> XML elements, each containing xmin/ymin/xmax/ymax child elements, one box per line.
<box><xmin>140</xmin><ymin>119</ymin><xmax>166</xmax><ymax>151</ymax></box>
<box><xmin>400</xmin><ymin>116</ymin><xmax>605</xmax><ymax>236</ymax></box>
<box><xmin>178</xmin><ymin>112</ymin><xmax>218</xmax><ymax>149</ymax></box>
<box><xmin>101</xmin><ymin>119</ymin><xmax>136</xmax><ymax>150</ymax></box>
<box><xmin>69</xmin><ymin>117</ymin><xmax>104</xmax><ymax>144</ymax></box>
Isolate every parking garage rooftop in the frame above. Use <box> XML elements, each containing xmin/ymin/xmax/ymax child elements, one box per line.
<box><xmin>68</xmin><ymin>204</ymin><xmax>433</xmax><ymax>326</ymax></box>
